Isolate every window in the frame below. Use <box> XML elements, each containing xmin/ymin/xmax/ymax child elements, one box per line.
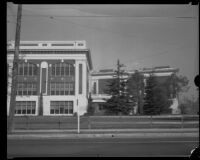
<box><xmin>18</xmin><ymin>63</ymin><xmax>37</xmax><ymax>76</ymax></box>
<box><xmin>15</xmin><ymin>101</ymin><xmax>36</xmax><ymax>115</ymax></box>
<box><xmin>65</xmin><ymin>64</ymin><xmax>70</xmax><ymax>76</ymax></box>
<box><xmin>50</xmin><ymin>101</ymin><xmax>73</xmax><ymax>115</ymax></box>
<box><xmin>50</xmin><ymin>82</ymin><xmax>74</xmax><ymax>95</ymax></box>
<box><xmin>93</xmin><ymin>82</ymin><xmax>97</xmax><ymax>94</ymax></box>
<box><xmin>56</xmin><ymin>64</ymin><xmax>60</xmax><ymax>76</ymax></box>
<box><xmin>70</xmin><ymin>64</ymin><xmax>75</xmax><ymax>76</ymax></box>
<box><xmin>79</xmin><ymin>64</ymin><xmax>83</xmax><ymax>94</ymax></box>
<box><xmin>18</xmin><ymin>63</ymin><xmax>23</xmax><ymax>75</ymax></box>
<box><xmin>17</xmin><ymin>82</ymin><xmax>37</xmax><ymax>96</ymax></box>
<box><xmin>50</xmin><ymin>83</ymin><xmax>55</xmax><ymax>95</ymax></box>
<box><xmin>24</xmin><ymin>63</ymin><xmax>28</xmax><ymax>75</ymax></box>
<box><xmin>51</xmin><ymin>63</ymin><xmax>75</xmax><ymax>77</ymax></box>
<box><xmin>68</xmin><ymin>101</ymin><xmax>73</xmax><ymax>114</ymax></box>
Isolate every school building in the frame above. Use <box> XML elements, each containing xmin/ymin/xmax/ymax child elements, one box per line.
<box><xmin>7</xmin><ymin>41</ymin><xmax>92</xmax><ymax>116</ymax></box>
<box><xmin>7</xmin><ymin>41</ymin><xmax>180</xmax><ymax>116</ymax></box>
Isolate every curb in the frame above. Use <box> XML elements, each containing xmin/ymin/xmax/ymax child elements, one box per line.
<box><xmin>7</xmin><ymin>132</ymin><xmax>199</xmax><ymax>140</ymax></box>
<box><xmin>11</xmin><ymin>128</ymin><xmax>199</xmax><ymax>133</ymax></box>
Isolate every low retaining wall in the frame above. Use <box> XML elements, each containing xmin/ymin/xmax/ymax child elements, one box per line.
<box><xmin>7</xmin><ymin>115</ymin><xmax>199</xmax><ymax>130</ymax></box>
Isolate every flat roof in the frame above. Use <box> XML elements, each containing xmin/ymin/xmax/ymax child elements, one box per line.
<box><xmin>7</xmin><ymin>49</ymin><xmax>93</xmax><ymax>70</ymax></box>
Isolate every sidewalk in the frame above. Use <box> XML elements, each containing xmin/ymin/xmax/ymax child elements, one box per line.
<box><xmin>8</xmin><ymin>128</ymin><xmax>199</xmax><ymax>140</ymax></box>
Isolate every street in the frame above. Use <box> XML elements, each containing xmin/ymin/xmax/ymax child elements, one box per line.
<box><xmin>7</xmin><ymin>137</ymin><xmax>198</xmax><ymax>157</ymax></box>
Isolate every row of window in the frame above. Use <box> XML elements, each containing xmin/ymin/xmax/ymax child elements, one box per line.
<box><xmin>16</xmin><ymin>62</ymin><xmax>75</xmax><ymax>77</ymax></box>
<box><xmin>51</xmin><ymin>63</ymin><xmax>75</xmax><ymax>76</ymax></box>
<box><xmin>18</xmin><ymin>63</ymin><xmax>38</xmax><ymax>76</ymax></box>
<box><xmin>17</xmin><ymin>83</ymin><xmax>37</xmax><ymax>96</ymax></box>
<box><xmin>15</xmin><ymin>101</ymin><xmax>36</xmax><ymax>115</ymax></box>
<box><xmin>50</xmin><ymin>83</ymin><xmax>74</xmax><ymax>95</ymax></box>
<box><xmin>16</xmin><ymin>82</ymin><xmax>75</xmax><ymax>96</ymax></box>
<box><xmin>14</xmin><ymin>101</ymin><xmax>73</xmax><ymax>115</ymax></box>
<box><xmin>50</xmin><ymin>101</ymin><xmax>73</xmax><ymax>114</ymax></box>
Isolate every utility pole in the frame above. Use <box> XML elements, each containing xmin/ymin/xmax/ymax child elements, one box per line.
<box><xmin>8</xmin><ymin>4</ymin><xmax>22</xmax><ymax>133</ymax></box>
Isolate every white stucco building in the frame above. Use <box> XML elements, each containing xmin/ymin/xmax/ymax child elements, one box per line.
<box><xmin>7</xmin><ymin>41</ymin><xmax>93</xmax><ymax>116</ymax></box>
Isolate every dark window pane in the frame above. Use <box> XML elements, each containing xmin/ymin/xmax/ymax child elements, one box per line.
<box><xmin>60</xmin><ymin>91</ymin><xmax>64</xmax><ymax>95</ymax></box>
<box><xmin>32</xmin><ymin>91</ymin><xmax>37</xmax><ymax>95</ymax></box>
<box><xmin>52</xmin><ymin>65</ymin><xmax>55</xmax><ymax>76</ymax></box>
<box><xmin>79</xmin><ymin>64</ymin><xmax>82</xmax><ymax>94</ymax></box>
<box><xmin>51</xmin><ymin>91</ymin><xmax>55</xmax><ymax>95</ymax></box>
<box><xmin>19</xmin><ymin>64</ymin><xmax>23</xmax><ymax>75</ymax></box>
<box><xmin>93</xmin><ymin>82</ymin><xmax>97</xmax><ymax>94</ymax></box>
<box><xmin>64</xmin><ymin>109</ymin><xmax>68</xmax><ymax>114</ymax></box>
<box><xmin>55</xmin><ymin>109</ymin><xmax>59</xmax><ymax>114</ymax></box>
<box><xmin>64</xmin><ymin>91</ymin><xmax>68</xmax><ymax>95</ymax></box>
<box><xmin>69</xmin><ymin>102</ymin><xmax>73</xmax><ymax>114</ymax></box>
<box><xmin>50</xmin><ymin>109</ymin><xmax>54</xmax><ymax>114</ymax></box>
<box><xmin>23</xmin><ymin>90</ymin><xmax>27</xmax><ymax>95</ymax></box>
<box><xmin>29</xmin><ymin>64</ymin><xmax>33</xmax><ymax>76</ymax></box>
<box><xmin>42</xmin><ymin>68</ymin><xmax>46</xmax><ymax>94</ymax></box>
<box><xmin>70</xmin><ymin>65</ymin><xmax>75</xmax><ymax>76</ymax></box>
<box><xmin>18</xmin><ymin>91</ymin><xmax>22</xmax><ymax>96</ymax></box>
<box><xmin>56</xmin><ymin>64</ymin><xmax>60</xmax><ymax>76</ymax></box>
<box><xmin>60</xmin><ymin>107</ymin><xmax>64</xmax><ymax>114</ymax></box>
<box><xmin>56</xmin><ymin>90</ymin><xmax>60</xmax><ymax>95</ymax></box>
<box><xmin>32</xmin><ymin>109</ymin><xmax>35</xmax><ymax>114</ymax></box>
<box><xmin>22</xmin><ymin>109</ymin><xmax>26</xmax><ymax>114</ymax></box>
<box><xmin>70</xmin><ymin>91</ymin><xmax>74</xmax><ymax>95</ymax></box>
<box><xmin>65</xmin><ymin>64</ymin><xmax>69</xmax><ymax>76</ymax></box>
<box><xmin>24</xmin><ymin>64</ymin><xmax>28</xmax><ymax>75</ymax></box>
<box><xmin>27</xmin><ymin>109</ymin><xmax>31</xmax><ymax>114</ymax></box>
<box><xmin>17</xmin><ymin>110</ymin><xmax>21</xmax><ymax>114</ymax></box>
<box><xmin>69</xmin><ymin>109</ymin><xmax>73</xmax><ymax>114</ymax></box>
<box><xmin>33</xmin><ymin>66</ymin><xmax>37</xmax><ymax>75</ymax></box>
<box><xmin>61</xmin><ymin>65</ymin><xmax>64</xmax><ymax>76</ymax></box>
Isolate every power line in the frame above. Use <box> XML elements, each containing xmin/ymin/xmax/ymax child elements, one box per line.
<box><xmin>7</xmin><ymin>14</ymin><xmax>197</xmax><ymax>19</ymax></box>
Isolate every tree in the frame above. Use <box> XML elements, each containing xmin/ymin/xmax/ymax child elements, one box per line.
<box><xmin>169</xmin><ymin>74</ymin><xmax>190</xmax><ymax>113</ymax></box>
<box><xmin>179</xmin><ymin>96</ymin><xmax>199</xmax><ymax>115</ymax></box>
<box><xmin>104</xmin><ymin>60</ymin><xmax>133</xmax><ymax>115</ymax></box>
<box><xmin>143</xmin><ymin>74</ymin><xmax>159</xmax><ymax>115</ymax></box>
<box><xmin>153</xmin><ymin>87</ymin><xmax>172</xmax><ymax>114</ymax></box>
<box><xmin>127</xmin><ymin>70</ymin><xmax>144</xmax><ymax>114</ymax></box>
<box><xmin>143</xmin><ymin>73</ymin><xmax>173</xmax><ymax>115</ymax></box>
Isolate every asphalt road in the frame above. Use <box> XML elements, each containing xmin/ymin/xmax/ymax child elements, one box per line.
<box><xmin>7</xmin><ymin>137</ymin><xmax>199</xmax><ymax>157</ymax></box>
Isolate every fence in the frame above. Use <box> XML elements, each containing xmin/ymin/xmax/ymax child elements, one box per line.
<box><xmin>7</xmin><ymin>115</ymin><xmax>199</xmax><ymax>130</ymax></box>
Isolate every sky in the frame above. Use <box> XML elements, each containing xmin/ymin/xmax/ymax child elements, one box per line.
<box><xmin>7</xmin><ymin>3</ymin><xmax>199</xmax><ymax>101</ymax></box>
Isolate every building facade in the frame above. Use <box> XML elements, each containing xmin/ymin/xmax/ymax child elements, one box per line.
<box><xmin>90</xmin><ymin>66</ymin><xmax>180</xmax><ymax>115</ymax></box>
<box><xmin>7</xmin><ymin>41</ymin><xmax>180</xmax><ymax>116</ymax></box>
<box><xmin>7</xmin><ymin>41</ymin><xmax>92</xmax><ymax>116</ymax></box>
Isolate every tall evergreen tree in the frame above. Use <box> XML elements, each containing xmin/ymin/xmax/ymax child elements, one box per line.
<box><xmin>143</xmin><ymin>74</ymin><xmax>159</xmax><ymax>115</ymax></box>
<box><xmin>143</xmin><ymin>73</ymin><xmax>173</xmax><ymax>115</ymax></box>
<box><xmin>127</xmin><ymin>70</ymin><xmax>144</xmax><ymax>114</ymax></box>
<box><xmin>153</xmin><ymin>87</ymin><xmax>172</xmax><ymax>114</ymax></box>
<box><xmin>104</xmin><ymin>60</ymin><xmax>133</xmax><ymax>115</ymax></box>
